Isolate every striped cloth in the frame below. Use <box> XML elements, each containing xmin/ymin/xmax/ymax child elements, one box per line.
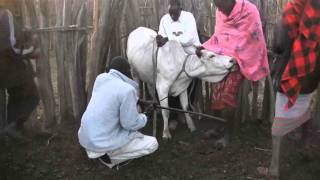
<box><xmin>272</xmin><ymin>92</ymin><xmax>312</xmax><ymax>136</ymax></box>
<box><xmin>211</xmin><ymin>71</ymin><xmax>244</xmax><ymax>110</ymax></box>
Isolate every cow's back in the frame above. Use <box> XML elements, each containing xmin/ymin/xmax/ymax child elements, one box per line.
<box><xmin>127</xmin><ymin>27</ymin><xmax>157</xmax><ymax>84</ymax></box>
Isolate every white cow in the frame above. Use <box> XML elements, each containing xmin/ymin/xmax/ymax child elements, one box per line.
<box><xmin>127</xmin><ymin>27</ymin><xmax>235</xmax><ymax>139</ymax></box>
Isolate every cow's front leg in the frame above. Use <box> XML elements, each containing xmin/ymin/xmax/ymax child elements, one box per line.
<box><xmin>157</xmin><ymin>82</ymin><xmax>171</xmax><ymax>139</ymax></box>
<box><xmin>179</xmin><ymin>90</ymin><xmax>196</xmax><ymax>132</ymax></box>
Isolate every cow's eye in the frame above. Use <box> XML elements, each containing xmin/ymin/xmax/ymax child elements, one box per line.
<box><xmin>209</xmin><ymin>54</ymin><xmax>215</xmax><ymax>58</ymax></box>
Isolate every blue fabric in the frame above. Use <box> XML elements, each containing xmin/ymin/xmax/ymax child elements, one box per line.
<box><xmin>78</xmin><ymin>69</ymin><xmax>147</xmax><ymax>152</ymax></box>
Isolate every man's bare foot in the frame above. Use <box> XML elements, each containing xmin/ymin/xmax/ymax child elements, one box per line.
<box><xmin>257</xmin><ymin>167</ymin><xmax>279</xmax><ymax>180</ymax></box>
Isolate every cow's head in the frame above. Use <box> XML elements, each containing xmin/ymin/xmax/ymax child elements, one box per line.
<box><xmin>188</xmin><ymin>49</ymin><xmax>236</xmax><ymax>82</ymax></box>
<box><xmin>199</xmin><ymin>49</ymin><xmax>236</xmax><ymax>71</ymax></box>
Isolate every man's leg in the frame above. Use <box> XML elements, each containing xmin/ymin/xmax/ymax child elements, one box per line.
<box><xmin>269</xmin><ymin>135</ymin><xmax>282</xmax><ymax>178</ymax></box>
<box><xmin>107</xmin><ymin>135</ymin><xmax>158</xmax><ymax>167</ymax></box>
<box><xmin>301</xmin><ymin>119</ymin><xmax>311</xmax><ymax>146</ymax></box>
<box><xmin>215</xmin><ymin>107</ymin><xmax>235</xmax><ymax>149</ymax></box>
<box><xmin>7</xmin><ymin>78</ymin><xmax>39</xmax><ymax>130</ymax></box>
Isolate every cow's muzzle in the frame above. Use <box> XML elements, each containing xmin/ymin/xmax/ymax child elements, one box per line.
<box><xmin>228</xmin><ymin>59</ymin><xmax>238</xmax><ymax>72</ymax></box>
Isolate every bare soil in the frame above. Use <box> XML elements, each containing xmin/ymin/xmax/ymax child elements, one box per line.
<box><xmin>1</xmin><ymin>117</ymin><xmax>320</xmax><ymax>180</ymax></box>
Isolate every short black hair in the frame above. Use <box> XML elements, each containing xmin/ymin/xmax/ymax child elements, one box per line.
<box><xmin>107</xmin><ymin>56</ymin><xmax>132</xmax><ymax>78</ymax></box>
<box><xmin>169</xmin><ymin>0</ymin><xmax>181</xmax><ymax>7</ymax></box>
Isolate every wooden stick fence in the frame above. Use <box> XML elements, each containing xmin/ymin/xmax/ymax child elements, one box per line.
<box><xmin>3</xmin><ymin>0</ymin><xmax>319</xmax><ymax>134</ymax></box>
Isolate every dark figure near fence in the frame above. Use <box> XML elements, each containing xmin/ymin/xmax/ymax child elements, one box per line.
<box><xmin>0</xmin><ymin>6</ymin><xmax>39</xmax><ymax>140</ymax></box>
<box><xmin>258</xmin><ymin>0</ymin><xmax>320</xmax><ymax>178</ymax></box>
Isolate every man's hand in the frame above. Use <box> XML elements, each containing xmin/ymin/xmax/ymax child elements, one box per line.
<box><xmin>156</xmin><ymin>35</ymin><xmax>168</xmax><ymax>47</ymax></box>
<box><xmin>196</xmin><ymin>46</ymin><xmax>204</xmax><ymax>58</ymax></box>
<box><xmin>138</xmin><ymin>99</ymin><xmax>157</xmax><ymax>119</ymax></box>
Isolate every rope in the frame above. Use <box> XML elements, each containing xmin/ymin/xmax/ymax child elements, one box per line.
<box><xmin>158</xmin><ymin>54</ymin><xmax>193</xmax><ymax>103</ymax></box>
<box><xmin>187</xmin><ymin>79</ymin><xmax>197</xmax><ymax>111</ymax></box>
<box><xmin>138</xmin><ymin>100</ymin><xmax>226</xmax><ymax>123</ymax></box>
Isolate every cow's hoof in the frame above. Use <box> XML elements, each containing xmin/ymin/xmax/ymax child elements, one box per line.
<box><xmin>189</xmin><ymin>126</ymin><xmax>196</xmax><ymax>132</ymax></box>
<box><xmin>169</xmin><ymin>120</ymin><xmax>178</xmax><ymax>130</ymax></box>
<box><xmin>214</xmin><ymin>138</ymin><xmax>228</xmax><ymax>150</ymax></box>
<box><xmin>162</xmin><ymin>131</ymin><xmax>172</xmax><ymax>140</ymax></box>
<box><xmin>203</xmin><ymin>129</ymin><xmax>220</xmax><ymax>139</ymax></box>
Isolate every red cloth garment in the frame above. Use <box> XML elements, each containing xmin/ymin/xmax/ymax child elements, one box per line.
<box><xmin>281</xmin><ymin>0</ymin><xmax>320</xmax><ymax>109</ymax></box>
<box><xmin>211</xmin><ymin>71</ymin><xmax>244</xmax><ymax>110</ymax></box>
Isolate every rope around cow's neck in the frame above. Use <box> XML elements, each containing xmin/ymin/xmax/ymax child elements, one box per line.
<box><xmin>158</xmin><ymin>54</ymin><xmax>193</xmax><ymax>103</ymax></box>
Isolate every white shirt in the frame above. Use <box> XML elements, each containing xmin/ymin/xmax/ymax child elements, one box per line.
<box><xmin>158</xmin><ymin>11</ymin><xmax>200</xmax><ymax>54</ymax></box>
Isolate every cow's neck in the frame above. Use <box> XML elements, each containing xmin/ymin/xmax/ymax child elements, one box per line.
<box><xmin>183</xmin><ymin>55</ymin><xmax>206</xmax><ymax>77</ymax></box>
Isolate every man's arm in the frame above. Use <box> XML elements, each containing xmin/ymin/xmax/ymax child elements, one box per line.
<box><xmin>5</xmin><ymin>10</ymin><xmax>34</xmax><ymax>55</ymax></box>
<box><xmin>158</xmin><ymin>17</ymin><xmax>168</xmax><ymax>38</ymax></box>
<box><xmin>119</xmin><ymin>89</ymin><xmax>147</xmax><ymax>131</ymax></box>
<box><xmin>157</xmin><ymin>17</ymin><xmax>169</xmax><ymax>47</ymax></box>
<box><xmin>176</xmin><ymin>13</ymin><xmax>198</xmax><ymax>47</ymax></box>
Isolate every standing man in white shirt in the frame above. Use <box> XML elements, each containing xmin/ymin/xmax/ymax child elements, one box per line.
<box><xmin>156</xmin><ymin>0</ymin><xmax>201</xmax><ymax>54</ymax></box>
<box><xmin>156</xmin><ymin>0</ymin><xmax>201</xmax><ymax>129</ymax></box>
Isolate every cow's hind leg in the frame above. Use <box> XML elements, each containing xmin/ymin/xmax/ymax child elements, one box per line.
<box><xmin>157</xmin><ymin>84</ymin><xmax>171</xmax><ymax>139</ymax></box>
<box><xmin>160</xmin><ymin>98</ymin><xmax>171</xmax><ymax>139</ymax></box>
<box><xmin>179</xmin><ymin>90</ymin><xmax>196</xmax><ymax>132</ymax></box>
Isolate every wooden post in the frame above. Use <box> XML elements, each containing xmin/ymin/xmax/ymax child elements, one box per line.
<box><xmin>262</xmin><ymin>74</ymin><xmax>275</xmax><ymax>123</ymax></box>
<box><xmin>23</xmin><ymin>0</ymin><xmax>57</xmax><ymax>129</ymax></box>
<box><xmin>68</xmin><ymin>0</ymin><xmax>88</xmax><ymax>121</ymax></box>
<box><xmin>205</xmin><ymin>82</ymin><xmax>210</xmax><ymax>113</ymax></box>
<box><xmin>236</xmin><ymin>80</ymin><xmax>251</xmax><ymax>124</ymax></box>
<box><xmin>54</xmin><ymin>0</ymin><xmax>70</xmax><ymax>123</ymax></box>
<box><xmin>0</xmin><ymin>89</ymin><xmax>7</xmax><ymax>129</ymax></box>
<box><xmin>87</xmin><ymin>0</ymin><xmax>125</xmax><ymax>100</ymax></box>
<box><xmin>251</xmin><ymin>81</ymin><xmax>259</xmax><ymax>121</ymax></box>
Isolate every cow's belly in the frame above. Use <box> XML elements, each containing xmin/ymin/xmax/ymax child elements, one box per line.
<box><xmin>131</xmin><ymin>60</ymin><xmax>154</xmax><ymax>85</ymax></box>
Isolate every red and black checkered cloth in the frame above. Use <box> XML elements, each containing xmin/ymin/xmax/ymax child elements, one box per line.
<box><xmin>281</xmin><ymin>0</ymin><xmax>320</xmax><ymax>109</ymax></box>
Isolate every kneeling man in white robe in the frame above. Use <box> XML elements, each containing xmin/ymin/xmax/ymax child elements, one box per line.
<box><xmin>78</xmin><ymin>56</ymin><xmax>158</xmax><ymax>168</ymax></box>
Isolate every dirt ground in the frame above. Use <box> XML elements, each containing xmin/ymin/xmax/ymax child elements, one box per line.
<box><xmin>1</xmin><ymin>116</ymin><xmax>320</xmax><ymax>180</ymax></box>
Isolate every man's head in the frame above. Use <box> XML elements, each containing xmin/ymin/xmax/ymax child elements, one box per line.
<box><xmin>169</xmin><ymin>0</ymin><xmax>182</xmax><ymax>21</ymax></box>
<box><xmin>213</xmin><ymin>0</ymin><xmax>236</xmax><ymax>16</ymax></box>
<box><xmin>107</xmin><ymin>56</ymin><xmax>132</xmax><ymax>79</ymax></box>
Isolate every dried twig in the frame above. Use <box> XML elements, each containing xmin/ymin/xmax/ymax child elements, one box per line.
<box><xmin>23</xmin><ymin>26</ymin><xmax>93</xmax><ymax>32</ymax></box>
<box><xmin>47</xmin><ymin>133</ymin><xmax>57</xmax><ymax>146</ymax></box>
<box><xmin>254</xmin><ymin>147</ymin><xmax>272</xmax><ymax>152</ymax></box>
<box><xmin>245</xmin><ymin>176</ymin><xmax>264</xmax><ymax>180</ymax></box>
